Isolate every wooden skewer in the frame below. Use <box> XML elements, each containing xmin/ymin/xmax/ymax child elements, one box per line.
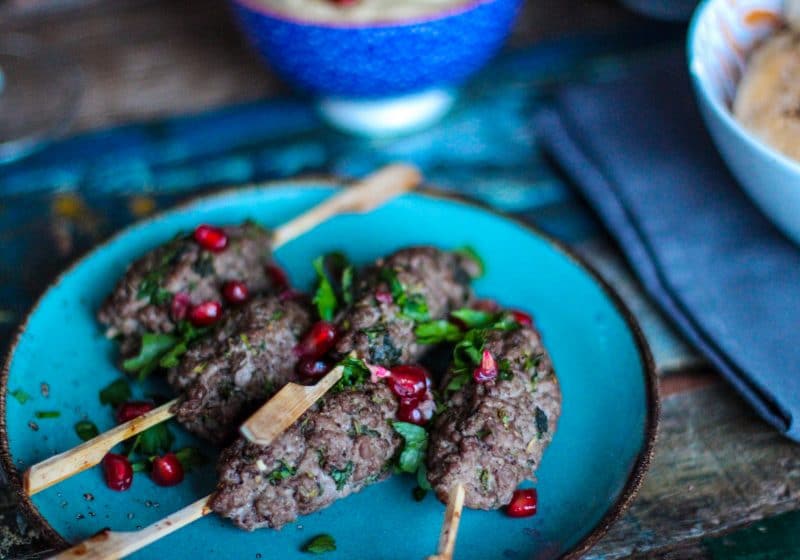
<box><xmin>786</xmin><ymin>0</ymin><xmax>800</xmax><ymax>32</ymax></box>
<box><xmin>23</xmin><ymin>163</ymin><xmax>421</xmax><ymax>497</ymax></box>
<box><xmin>49</xmin><ymin>495</ymin><xmax>213</xmax><ymax>560</ymax></box>
<box><xmin>240</xmin><ymin>366</ymin><xmax>343</xmax><ymax>446</ymax></box>
<box><xmin>427</xmin><ymin>483</ymin><xmax>466</xmax><ymax>560</ymax></box>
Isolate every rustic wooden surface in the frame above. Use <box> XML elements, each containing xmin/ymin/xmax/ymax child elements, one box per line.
<box><xmin>1</xmin><ymin>1</ymin><xmax>799</xmax><ymax>559</ymax></box>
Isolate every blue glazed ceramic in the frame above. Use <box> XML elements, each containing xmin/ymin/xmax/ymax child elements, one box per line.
<box><xmin>1</xmin><ymin>183</ymin><xmax>658</xmax><ymax>559</ymax></box>
<box><xmin>688</xmin><ymin>0</ymin><xmax>800</xmax><ymax>245</ymax></box>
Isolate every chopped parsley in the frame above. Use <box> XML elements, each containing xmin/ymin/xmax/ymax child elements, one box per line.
<box><xmin>34</xmin><ymin>410</ymin><xmax>60</xmax><ymax>419</ymax></box>
<box><xmin>312</xmin><ymin>256</ymin><xmax>338</xmax><ymax>321</ymax></box>
<box><xmin>123</xmin><ymin>322</ymin><xmax>208</xmax><ymax>379</ymax></box>
<box><xmin>498</xmin><ymin>359</ymin><xmax>513</xmax><ymax>381</ymax></box>
<box><xmin>131</xmin><ymin>423</ymin><xmax>174</xmax><ymax>456</ymax></box>
<box><xmin>479</xmin><ymin>468</ymin><xmax>491</xmax><ymax>492</ymax></box>
<box><xmin>99</xmin><ymin>379</ymin><xmax>132</xmax><ymax>407</ymax></box>
<box><xmin>330</xmin><ymin>461</ymin><xmax>354</xmax><ymax>491</ymax></box>
<box><xmin>175</xmin><ymin>447</ymin><xmax>207</xmax><ymax>472</ymax></box>
<box><xmin>390</xmin><ymin>421</ymin><xmax>429</xmax><ymax>474</ymax></box>
<box><xmin>381</xmin><ymin>267</ymin><xmax>430</xmax><ymax>322</ymax></box>
<box><xmin>136</xmin><ymin>241</ymin><xmax>182</xmax><ymax>304</ymax></box>
<box><xmin>302</xmin><ymin>534</ymin><xmax>336</xmax><ymax>554</ymax></box>
<box><xmin>498</xmin><ymin>409</ymin><xmax>511</xmax><ymax>429</ymax></box>
<box><xmin>311</xmin><ymin>252</ymin><xmax>353</xmax><ymax>321</ymax></box>
<box><xmin>131</xmin><ymin>460</ymin><xmax>149</xmax><ymax>473</ymax></box>
<box><xmin>74</xmin><ymin>420</ymin><xmax>99</xmax><ymax>441</ymax></box>
<box><xmin>267</xmin><ymin>460</ymin><xmax>297</xmax><ymax>485</ymax></box>
<box><xmin>333</xmin><ymin>356</ymin><xmax>370</xmax><ymax>392</ymax></box>
<box><xmin>9</xmin><ymin>389</ymin><xmax>31</xmax><ymax>404</ymax></box>
<box><xmin>414</xmin><ymin>320</ymin><xmax>462</xmax><ymax>345</ymax></box>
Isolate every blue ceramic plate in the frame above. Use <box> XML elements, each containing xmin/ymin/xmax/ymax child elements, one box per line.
<box><xmin>1</xmin><ymin>183</ymin><xmax>657</xmax><ymax>559</ymax></box>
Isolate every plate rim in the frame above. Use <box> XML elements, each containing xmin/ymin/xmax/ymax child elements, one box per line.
<box><xmin>0</xmin><ymin>178</ymin><xmax>660</xmax><ymax>558</ymax></box>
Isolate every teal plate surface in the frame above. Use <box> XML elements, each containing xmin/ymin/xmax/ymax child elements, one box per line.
<box><xmin>1</xmin><ymin>183</ymin><xmax>658</xmax><ymax>559</ymax></box>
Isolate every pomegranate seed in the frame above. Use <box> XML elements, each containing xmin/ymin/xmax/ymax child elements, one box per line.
<box><xmin>222</xmin><ymin>280</ymin><xmax>249</xmax><ymax>305</ymax></box>
<box><xmin>266</xmin><ymin>264</ymin><xmax>289</xmax><ymax>291</ymax></box>
<box><xmin>116</xmin><ymin>401</ymin><xmax>154</xmax><ymax>424</ymax></box>
<box><xmin>189</xmin><ymin>301</ymin><xmax>222</xmax><ymax>327</ymax></box>
<box><xmin>397</xmin><ymin>398</ymin><xmax>424</xmax><ymax>425</ymax></box>
<box><xmin>103</xmin><ymin>453</ymin><xmax>133</xmax><ymax>491</ymax></box>
<box><xmin>170</xmin><ymin>293</ymin><xmax>191</xmax><ymax>321</ymax></box>
<box><xmin>375</xmin><ymin>290</ymin><xmax>393</xmax><ymax>305</ymax></box>
<box><xmin>506</xmin><ymin>488</ymin><xmax>538</xmax><ymax>518</ymax></box>
<box><xmin>511</xmin><ymin>310</ymin><xmax>533</xmax><ymax>327</ymax></box>
<box><xmin>473</xmin><ymin>350</ymin><xmax>498</xmax><ymax>383</ymax></box>
<box><xmin>297</xmin><ymin>357</ymin><xmax>331</xmax><ymax>381</ymax></box>
<box><xmin>388</xmin><ymin>365</ymin><xmax>430</xmax><ymax>399</ymax></box>
<box><xmin>193</xmin><ymin>224</ymin><xmax>228</xmax><ymax>252</ymax></box>
<box><xmin>151</xmin><ymin>453</ymin><xmax>184</xmax><ymax>487</ymax></box>
<box><xmin>294</xmin><ymin>321</ymin><xmax>338</xmax><ymax>359</ymax></box>
<box><xmin>368</xmin><ymin>364</ymin><xmax>392</xmax><ymax>383</ymax></box>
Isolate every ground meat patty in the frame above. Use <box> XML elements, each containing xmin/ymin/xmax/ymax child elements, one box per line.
<box><xmin>426</xmin><ymin>325</ymin><xmax>561</xmax><ymax>510</ymax></box>
<box><xmin>167</xmin><ymin>296</ymin><xmax>312</xmax><ymax>444</ymax></box>
<box><xmin>334</xmin><ymin>247</ymin><xmax>479</xmax><ymax>366</ymax></box>
<box><xmin>97</xmin><ymin>222</ymin><xmax>277</xmax><ymax>356</ymax></box>
<box><xmin>210</xmin><ymin>383</ymin><xmax>400</xmax><ymax>530</ymax></box>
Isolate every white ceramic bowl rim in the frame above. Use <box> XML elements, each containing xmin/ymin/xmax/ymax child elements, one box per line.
<box><xmin>232</xmin><ymin>0</ymin><xmax>505</xmax><ymax>30</ymax></box>
<box><xmin>687</xmin><ymin>0</ymin><xmax>800</xmax><ymax>175</ymax></box>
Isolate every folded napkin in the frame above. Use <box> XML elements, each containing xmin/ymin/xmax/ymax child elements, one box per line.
<box><xmin>536</xmin><ymin>49</ymin><xmax>800</xmax><ymax>441</ymax></box>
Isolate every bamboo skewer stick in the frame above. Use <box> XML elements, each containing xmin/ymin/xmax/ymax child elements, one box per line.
<box><xmin>240</xmin><ymin>365</ymin><xmax>343</xmax><ymax>446</ymax></box>
<box><xmin>427</xmin><ymin>483</ymin><xmax>466</xmax><ymax>560</ymax></box>
<box><xmin>786</xmin><ymin>0</ymin><xmax>800</xmax><ymax>31</ymax></box>
<box><xmin>23</xmin><ymin>163</ymin><xmax>421</xmax><ymax>497</ymax></box>
<box><xmin>50</xmin><ymin>495</ymin><xmax>213</xmax><ymax>560</ymax></box>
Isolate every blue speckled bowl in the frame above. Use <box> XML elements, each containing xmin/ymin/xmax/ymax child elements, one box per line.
<box><xmin>229</xmin><ymin>0</ymin><xmax>522</xmax><ymax>134</ymax></box>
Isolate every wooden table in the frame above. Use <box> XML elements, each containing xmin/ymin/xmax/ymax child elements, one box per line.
<box><xmin>1</xmin><ymin>1</ymin><xmax>799</xmax><ymax>559</ymax></box>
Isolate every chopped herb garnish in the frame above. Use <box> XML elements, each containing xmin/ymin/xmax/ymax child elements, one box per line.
<box><xmin>9</xmin><ymin>389</ymin><xmax>31</xmax><ymax>404</ymax></box>
<box><xmin>498</xmin><ymin>359</ymin><xmax>513</xmax><ymax>381</ymax></box>
<box><xmin>267</xmin><ymin>460</ymin><xmax>296</xmax><ymax>485</ymax></box>
<box><xmin>390</xmin><ymin>421</ymin><xmax>429</xmax><ymax>474</ymax></box>
<box><xmin>74</xmin><ymin>420</ymin><xmax>99</xmax><ymax>441</ymax></box>
<box><xmin>99</xmin><ymin>379</ymin><xmax>132</xmax><ymax>407</ymax></box>
<box><xmin>134</xmin><ymin>423</ymin><xmax>174</xmax><ymax>455</ymax></box>
<box><xmin>312</xmin><ymin>255</ymin><xmax>338</xmax><ymax>321</ymax></box>
<box><xmin>414</xmin><ymin>320</ymin><xmax>463</xmax><ymax>344</ymax></box>
<box><xmin>341</xmin><ymin>265</ymin><xmax>354</xmax><ymax>306</ymax></box>
<box><xmin>131</xmin><ymin>460</ymin><xmax>149</xmax><ymax>473</ymax></box>
<box><xmin>348</xmin><ymin>420</ymin><xmax>380</xmax><ymax>438</ymax></box>
<box><xmin>333</xmin><ymin>357</ymin><xmax>370</xmax><ymax>392</ymax></box>
<box><xmin>417</xmin><ymin>462</ymin><xmax>432</xmax><ymax>491</ymax></box>
<box><xmin>525</xmin><ymin>352</ymin><xmax>543</xmax><ymax>371</ymax></box>
<box><xmin>271</xmin><ymin>310</ymin><xmax>285</xmax><ymax>321</ymax></box>
<box><xmin>456</xmin><ymin>246</ymin><xmax>485</xmax><ymax>277</ymax></box>
<box><xmin>535</xmin><ymin>407</ymin><xmax>548</xmax><ymax>438</ymax></box>
<box><xmin>381</xmin><ymin>267</ymin><xmax>430</xmax><ymax>322</ymax></box>
<box><xmin>330</xmin><ymin>461</ymin><xmax>354</xmax><ymax>491</ymax></box>
<box><xmin>302</xmin><ymin>534</ymin><xmax>336</xmax><ymax>554</ymax></box>
<box><xmin>122</xmin><ymin>333</ymin><xmax>178</xmax><ymax>378</ymax></box>
<box><xmin>192</xmin><ymin>253</ymin><xmax>215</xmax><ymax>277</ymax></box>
<box><xmin>34</xmin><ymin>410</ymin><xmax>60</xmax><ymax>419</ymax></box>
<box><xmin>451</xmin><ymin>308</ymin><xmax>519</xmax><ymax>332</ymax></box>
<box><xmin>175</xmin><ymin>447</ymin><xmax>207</xmax><ymax>472</ymax></box>
<box><xmin>498</xmin><ymin>409</ymin><xmax>510</xmax><ymax>429</ymax></box>
<box><xmin>479</xmin><ymin>468</ymin><xmax>491</xmax><ymax>492</ymax></box>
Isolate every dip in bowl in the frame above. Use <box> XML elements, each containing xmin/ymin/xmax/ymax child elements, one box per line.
<box><xmin>229</xmin><ymin>0</ymin><xmax>522</xmax><ymax>135</ymax></box>
<box><xmin>688</xmin><ymin>0</ymin><xmax>800</xmax><ymax>244</ymax></box>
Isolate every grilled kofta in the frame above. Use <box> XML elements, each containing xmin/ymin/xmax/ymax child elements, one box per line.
<box><xmin>210</xmin><ymin>247</ymin><xmax>481</xmax><ymax>529</ymax></box>
<box><xmin>211</xmin><ymin>382</ymin><xmax>401</xmax><ymax>530</ymax></box>
<box><xmin>97</xmin><ymin>222</ymin><xmax>282</xmax><ymax>357</ymax></box>
<box><xmin>167</xmin><ymin>295</ymin><xmax>313</xmax><ymax>443</ymax></box>
<box><xmin>426</xmin><ymin>322</ymin><xmax>561</xmax><ymax>510</ymax></box>
<box><xmin>333</xmin><ymin>247</ymin><xmax>480</xmax><ymax>365</ymax></box>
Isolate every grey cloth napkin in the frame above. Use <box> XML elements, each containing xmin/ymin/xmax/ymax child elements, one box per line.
<box><xmin>536</xmin><ymin>50</ymin><xmax>800</xmax><ymax>440</ymax></box>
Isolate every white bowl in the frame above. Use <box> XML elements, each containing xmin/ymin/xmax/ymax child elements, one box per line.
<box><xmin>688</xmin><ymin>0</ymin><xmax>800</xmax><ymax>244</ymax></box>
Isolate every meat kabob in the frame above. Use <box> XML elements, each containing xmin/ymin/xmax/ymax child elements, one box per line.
<box><xmin>52</xmin><ymin>247</ymin><xmax>483</xmax><ymax>559</ymax></box>
<box><xmin>22</xmin><ymin>163</ymin><xmax>421</xmax><ymax>496</ymax></box>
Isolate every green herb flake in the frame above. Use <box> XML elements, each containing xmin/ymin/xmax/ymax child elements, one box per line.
<box><xmin>498</xmin><ymin>409</ymin><xmax>510</xmax><ymax>429</ymax></box>
<box><xmin>34</xmin><ymin>410</ymin><xmax>60</xmax><ymax>419</ymax></box>
<box><xmin>271</xmin><ymin>310</ymin><xmax>285</xmax><ymax>321</ymax></box>
<box><xmin>131</xmin><ymin>460</ymin><xmax>149</xmax><ymax>473</ymax></box>
<box><xmin>390</xmin><ymin>421</ymin><xmax>429</xmax><ymax>474</ymax></box>
<box><xmin>74</xmin><ymin>420</ymin><xmax>99</xmax><ymax>441</ymax></box>
<box><xmin>334</xmin><ymin>357</ymin><xmax>370</xmax><ymax>392</ymax></box>
<box><xmin>136</xmin><ymin>423</ymin><xmax>174</xmax><ymax>455</ymax></box>
<box><xmin>175</xmin><ymin>447</ymin><xmax>207</xmax><ymax>472</ymax></box>
<box><xmin>10</xmin><ymin>389</ymin><xmax>31</xmax><ymax>404</ymax></box>
<box><xmin>341</xmin><ymin>265</ymin><xmax>354</xmax><ymax>306</ymax></box>
<box><xmin>380</xmin><ymin>268</ymin><xmax>430</xmax><ymax>323</ymax></box>
<box><xmin>267</xmin><ymin>460</ymin><xmax>297</xmax><ymax>485</ymax></box>
<box><xmin>479</xmin><ymin>468</ymin><xmax>491</xmax><ymax>492</ymax></box>
<box><xmin>99</xmin><ymin>379</ymin><xmax>132</xmax><ymax>407</ymax></box>
<box><xmin>302</xmin><ymin>534</ymin><xmax>336</xmax><ymax>554</ymax></box>
<box><xmin>456</xmin><ymin>246</ymin><xmax>485</xmax><ymax>277</ymax></box>
<box><xmin>535</xmin><ymin>407</ymin><xmax>549</xmax><ymax>438</ymax></box>
<box><xmin>414</xmin><ymin>320</ymin><xmax>463</xmax><ymax>345</ymax></box>
<box><xmin>122</xmin><ymin>333</ymin><xmax>178</xmax><ymax>378</ymax></box>
<box><xmin>312</xmin><ymin>255</ymin><xmax>338</xmax><ymax>321</ymax></box>
<box><xmin>498</xmin><ymin>359</ymin><xmax>513</xmax><ymax>381</ymax></box>
<box><xmin>330</xmin><ymin>461</ymin><xmax>354</xmax><ymax>491</ymax></box>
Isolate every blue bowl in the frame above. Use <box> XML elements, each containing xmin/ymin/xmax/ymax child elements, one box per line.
<box><xmin>228</xmin><ymin>0</ymin><xmax>522</xmax><ymax>134</ymax></box>
<box><xmin>688</xmin><ymin>0</ymin><xmax>800</xmax><ymax>245</ymax></box>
